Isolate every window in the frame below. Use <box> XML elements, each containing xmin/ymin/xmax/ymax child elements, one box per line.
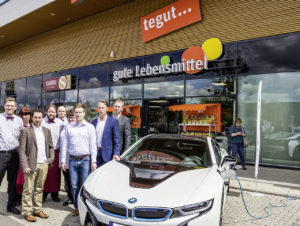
<box><xmin>144</xmin><ymin>81</ymin><xmax>184</xmax><ymax>99</ymax></box>
<box><xmin>111</xmin><ymin>84</ymin><xmax>142</xmax><ymax>100</ymax></box>
<box><xmin>238</xmin><ymin>71</ymin><xmax>300</xmax><ymax>167</ymax></box>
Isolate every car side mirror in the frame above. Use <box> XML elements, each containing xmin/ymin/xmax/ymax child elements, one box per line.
<box><xmin>221</xmin><ymin>156</ymin><xmax>236</xmax><ymax>167</ymax></box>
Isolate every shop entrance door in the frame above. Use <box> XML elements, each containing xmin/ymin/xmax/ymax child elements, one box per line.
<box><xmin>141</xmin><ymin>98</ymin><xmax>183</xmax><ymax>136</ymax></box>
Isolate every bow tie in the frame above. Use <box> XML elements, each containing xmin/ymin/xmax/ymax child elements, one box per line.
<box><xmin>48</xmin><ymin>120</ymin><xmax>55</xmax><ymax>123</ymax></box>
<box><xmin>6</xmin><ymin>116</ymin><xmax>14</xmax><ymax>120</ymax></box>
<box><xmin>24</xmin><ymin>124</ymin><xmax>29</xmax><ymax>128</ymax></box>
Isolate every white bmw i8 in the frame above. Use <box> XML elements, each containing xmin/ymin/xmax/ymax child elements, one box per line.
<box><xmin>78</xmin><ymin>134</ymin><xmax>236</xmax><ymax>226</ymax></box>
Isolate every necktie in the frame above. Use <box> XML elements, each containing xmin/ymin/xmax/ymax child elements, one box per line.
<box><xmin>6</xmin><ymin>116</ymin><xmax>14</xmax><ymax>120</ymax></box>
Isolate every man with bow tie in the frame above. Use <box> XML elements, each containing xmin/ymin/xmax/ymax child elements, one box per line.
<box><xmin>0</xmin><ymin>97</ymin><xmax>23</xmax><ymax>214</ymax></box>
<box><xmin>42</xmin><ymin>104</ymin><xmax>63</xmax><ymax>202</ymax></box>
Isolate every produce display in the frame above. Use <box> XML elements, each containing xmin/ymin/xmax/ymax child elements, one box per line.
<box><xmin>183</xmin><ymin>115</ymin><xmax>215</xmax><ymax>125</ymax></box>
<box><xmin>181</xmin><ymin>131</ymin><xmax>214</xmax><ymax>137</ymax></box>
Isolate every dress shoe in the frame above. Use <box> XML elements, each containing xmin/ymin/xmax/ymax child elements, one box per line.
<box><xmin>63</xmin><ymin>199</ymin><xmax>73</xmax><ymax>206</ymax></box>
<box><xmin>7</xmin><ymin>206</ymin><xmax>21</xmax><ymax>215</ymax></box>
<box><xmin>33</xmin><ymin>211</ymin><xmax>49</xmax><ymax>219</ymax></box>
<box><xmin>242</xmin><ymin>167</ymin><xmax>247</xmax><ymax>170</ymax></box>
<box><xmin>25</xmin><ymin>214</ymin><xmax>37</xmax><ymax>222</ymax></box>
<box><xmin>51</xmin><ymin>196</ymin><xmax>61</xmax><ymax>202</ymax></box>
<box><xmin>72</xmin><ymin>209</ymin><xmax>79</xmax><ymax>216</ymax></box>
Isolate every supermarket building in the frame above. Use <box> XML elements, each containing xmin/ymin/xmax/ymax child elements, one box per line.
<box><xmin>0</xmin><ymin>0</ymin><xmax>300</xmax><ymax>168</ymax></box>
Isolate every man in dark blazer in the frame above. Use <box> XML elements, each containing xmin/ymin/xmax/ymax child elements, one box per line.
<box><xmin>113</xmin><ymin>100</ymin><xmax>131</xmax><ymax>155</ymax></box>
<box><xmin>19</xmin><ymin>109</ymin><xmax>54</xmax><ymax>222</ymax></box>
<box><xmin>92</xmin><ymin>100</ymin><xmax>121</xmax><ymax>167</ymax></box>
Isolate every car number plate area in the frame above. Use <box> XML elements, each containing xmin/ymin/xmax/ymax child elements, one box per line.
<box><xmin>109</xmin><ymin>222</ymin><xmax>125</xmax><ymax>226</ymax></box>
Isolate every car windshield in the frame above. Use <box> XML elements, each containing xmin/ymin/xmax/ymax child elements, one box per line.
<box><xmin>123</xmin><ymin>136</ymin><xmax>212</xmax><ymax>167</ymax></box>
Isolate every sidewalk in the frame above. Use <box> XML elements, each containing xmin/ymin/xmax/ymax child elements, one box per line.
<box><xmin>232</xmin><ymin>165</ymin><xmax>300</xmax><ymax>197</ymax></box>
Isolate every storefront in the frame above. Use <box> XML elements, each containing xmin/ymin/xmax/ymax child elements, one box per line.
<box><xmin>1</xmin><ymin>0</ymin><xmax>300</xmax><ymax>168</ymax></box>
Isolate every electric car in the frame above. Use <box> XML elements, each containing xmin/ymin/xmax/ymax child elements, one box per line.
<box><xmin>78</xmin><ymin>134</ymin><xmax>236</xmax><ymax>226</ymax></box>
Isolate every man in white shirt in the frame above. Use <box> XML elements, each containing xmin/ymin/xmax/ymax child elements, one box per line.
<box><xmin>59</xmin><ymin>109</ymin><xmax>75</xmax><ymax>206</ymax></box>
<box><xmin>61</xmin><ymin>103</ymin><xmax>97</xmax><ymax>216</ymax></box>
<box><xmin>19</xmin><ymin>109</ymin><xmax>54</xmax><ymax>222</ymax></box>
<box><xmin>0</xmin><ymin>97</ymin><xmax>23</xmax><ymax>215</ymax></box>
<box><xmin>42</xmin><ymin>104</ymin><xmax>64</xmax><ymax>202</ymax></box>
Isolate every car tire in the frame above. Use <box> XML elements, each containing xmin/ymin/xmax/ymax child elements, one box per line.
<box><xmin>293</xmin><ymin>146</ymin><xmax>300</xmax><ymax>160</ymax></box>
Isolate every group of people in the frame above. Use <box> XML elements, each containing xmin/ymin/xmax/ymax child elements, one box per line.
<box><xmin>0</xmin><ymin>97</ymin><xmax>131</xmax><ymax>222</ymax></box>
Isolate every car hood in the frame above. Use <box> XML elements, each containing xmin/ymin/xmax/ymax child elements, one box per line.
<box><xmin>83</xmin><ymin>160</ymin><xmax>219</xmax><ymax>207</ymax></box>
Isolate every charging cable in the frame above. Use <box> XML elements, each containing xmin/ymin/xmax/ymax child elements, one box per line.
<box><xmin>235</xmin><ymin>175</ymin><xmax>300</xmax><ymax>219</ymax></box>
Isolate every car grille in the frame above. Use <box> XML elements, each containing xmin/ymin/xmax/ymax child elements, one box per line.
<box><xmin>132</xmin><ymin>207</ymin><xmax>172</xmax><ymax>222</ymax></box>
<box><xmin>96</xmin><ymin>200</ymin><xmax>172</xmax><ymax>222</ymax></box>
<box><xmin>97</xmin><ymin>200</ymin><xmax>127</xmax><ymax>219</ymax></box>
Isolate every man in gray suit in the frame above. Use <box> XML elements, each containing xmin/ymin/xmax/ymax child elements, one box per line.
<box><xmin>113</xmin><ymin>100</ymin><xmax>131</xmax><ymax>155</ymax></box>
<box><xmin>19</xmin><ymin>109</ymin><xmax>54</xmax><ymax>222</ymax></box>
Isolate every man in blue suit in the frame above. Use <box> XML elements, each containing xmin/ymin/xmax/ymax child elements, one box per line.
<box><xmin>92</xmin><ymin>100</ymin><xmax>121</xmax><ymax>167</ymax></box>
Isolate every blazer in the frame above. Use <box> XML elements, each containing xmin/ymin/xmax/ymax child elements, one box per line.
<box><xmin>92</xmin><ymin>116</ymin><xmax>121</xmax><ymax>162</ymax></box>
<box><xmin>117</xmin><ymin>114</ymin><xmax>131</xmax><ymax>154</ymax></box>
<box><xmin>19</xmin><ymin>126</ymin><xmax>55</xmax><ymax>172</ymax></box>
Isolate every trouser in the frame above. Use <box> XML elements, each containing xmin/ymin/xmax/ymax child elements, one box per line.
<box><xmin>230</xmin><ymin>143</ymin><xmax>246</xmax><ymax>168</ymax></box>
<box><xmin>22</xmin><ymin>163</ymin><xmax>48</xmax><ymax>216</ymax></box>
<box><xmin>69</xmin><ymin>156</ymin><xmax>91</xmax><ymax>209</ymax></box>
<box><xmin>0</xmin><ymin>150</ymin><xmax>19</xmax><ymax>208</ymax></box>
<box><xmin>62</xmin><ymin>169</ymin><xmax>73</xmax><ymax>201</ymax></box>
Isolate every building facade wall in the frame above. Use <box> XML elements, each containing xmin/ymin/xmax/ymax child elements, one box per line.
<box><xmin>1</xmin><ymin>0</ymin><xmax>300</xmax><ymax>81</ymax></box>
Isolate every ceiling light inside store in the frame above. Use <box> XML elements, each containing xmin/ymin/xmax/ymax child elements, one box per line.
<box><xmin>150</xmin><ymin>100</ymin><xmax>169</xmax><ymax>103</ymax></box>
<box><xmin>0</xmin><ymin>35</ymin><xmax>4</xmax><ymax>38</ymax></box>
<box><xmin>212</xmin><ymin>82</ymin><xmax>226</xmax><ymax>86</ymax></box>
<box><xmin>50</xmin><ymin>13</ymin><xmax>55</xmax><ymax>16</ymax></box>
<box><xmin>147</xmin><ymin>87</ymin><xmax>159</xmax><ymax>90</ymax></box>
<box><xmin>149</xmin><ymin>106</ymin><xmax>162</xmax><ymax>108</ymax></box>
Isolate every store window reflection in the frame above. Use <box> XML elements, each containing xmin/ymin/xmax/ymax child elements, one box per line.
<box><xmin>144</xmin><ymin>81</ymin><xmax>184</xmax><ymax>99</ymax></box>
<box><xmin>186</xmin><ymin>97</ymin><xmax>234</xmax><ymax>133</ymax></box>
<box><xmin>79</xmin><ymin>87</ymin><xmax>109</xmax><ymax>122</ymax></box>
<box><xmin>26</xmin><ymin>75</ymin><xmax>42</xmax><ymax>109</ymax></box>
<box><xmin>111</xmin><ymin>84</ymin><xmax>142</xmax><ymax>100</ymax></box>
<box><xmin>238</xmin><ymin>71</ymin><xmax>300</xmax><ymax>167</ymax></box>
<box><xmin>42</xmin><ymin>91</ymin><xmax>60</xmax><ymax>111</ymax></box>
<box><xmin>186</xmin><ymin>77</ymin><xmax>235</xmax><ymax>96</ymax></box>
<box><xmin>65</xmin><ymin>89</ymin><xmax>78</xmax><ymax>105</ymax></box>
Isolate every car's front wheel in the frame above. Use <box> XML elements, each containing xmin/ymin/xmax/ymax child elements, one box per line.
<box><xmin>293</xmin><ymin>146</ymin><xmax>300</xmax><ymax>160</ymax></box>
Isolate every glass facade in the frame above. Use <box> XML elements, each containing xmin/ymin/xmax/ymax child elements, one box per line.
<box><xmin>0</xmin><ymin>32</ymin><xmax>299</xmax><ymax>167</ymax></box>
<box><xmin>238</xmin><ymin>71</ymin><xmax>300</xmax><ymax>167</ymax></box>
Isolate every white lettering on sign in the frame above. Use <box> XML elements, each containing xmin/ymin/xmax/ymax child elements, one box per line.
<box><xmin>45</xmin><ymin>80</ymin><xmax>57</xmax><ymax>86</ymax></box>
<box><xmin>113</xmin><ymin>68</ymin><xmax>133</xmax><ymax>82</ymax></box>
<box><xmin>113</xmin><ymin>59</ymin><xmax>206</xmax><ymax>82</ymax></box>
<box><xmin>143</xmin><ymin>6</ymin><xmax>178</xmax><ymax>31</ymax></box>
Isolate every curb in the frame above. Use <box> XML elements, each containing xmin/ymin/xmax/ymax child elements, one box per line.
<box><xmin>230</xmin><ymin>177</ymin><xmax>300</xmax><ymax>197</ymax></box>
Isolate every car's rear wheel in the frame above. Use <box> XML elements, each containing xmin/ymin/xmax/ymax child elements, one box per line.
<box><xmin>293</xmin><ymin>146</ymin><xmax>300</xmax><ymax>160</ymax></box>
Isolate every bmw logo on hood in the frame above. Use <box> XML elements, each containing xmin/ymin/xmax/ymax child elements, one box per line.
<box><xmin>128</xmin><ymin>197</ymin><xmax>137</xmax><ymax>204</ymax></box>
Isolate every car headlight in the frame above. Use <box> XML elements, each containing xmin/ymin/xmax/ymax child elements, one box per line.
<box><xmin>81</xmin><ymin>186</ymin><xmax>98</xmax><ymax>206</ymax></box>
<box><xmin>170</xmin><ymin>199</ymin><xmax>214</xmax><ymax>218</ymax></box>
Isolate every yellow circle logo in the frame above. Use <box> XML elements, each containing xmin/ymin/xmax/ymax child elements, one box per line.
<box><xmin>58</xmin><ymin>76</ymin><xmax>67</xmax><ymax>90</ymax></box>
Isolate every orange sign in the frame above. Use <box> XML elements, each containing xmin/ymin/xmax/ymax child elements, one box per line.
<box><xmin>181</xmin><ymin>46</ymin><xmax>207</xmax><ymax>74</ymax></box>
<box><xmin>141</xmin><ymin>0</ymin><xmax>201</xmax><ymax>42</ymax></box>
